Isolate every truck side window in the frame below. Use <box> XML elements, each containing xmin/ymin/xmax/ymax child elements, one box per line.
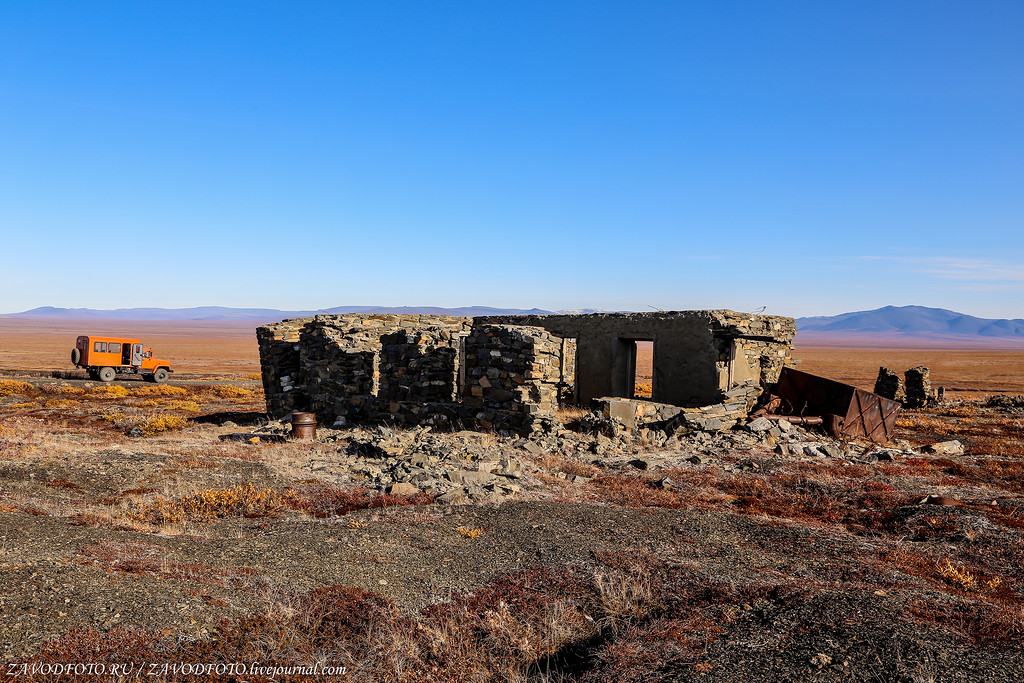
<box><xmin>109</xmin><ymin>343</ymin><xmax>121</xmax><ymax>354</ymax></box>
<box><xmin>94</xmin><ymin>342</ymin><xmax>106</xmax><ymax>352</ymax></box>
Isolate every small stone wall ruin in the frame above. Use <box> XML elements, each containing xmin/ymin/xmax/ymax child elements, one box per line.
<box><xmin>257</xmin><ymin>310</ymin><xmax>796</xmax><ymax>435</ymax></box>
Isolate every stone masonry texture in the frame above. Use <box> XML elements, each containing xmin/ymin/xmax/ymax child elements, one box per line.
<box><xmin>873</xmin><ymin>367</ymin><xmax>906</xmax><ymax>403</ymax></box>
<box><xmin>904</xmin><ymin>366</ymin><xmax>932</xmax><ymax>409</ymax></box>
<box><xmin>256</xmin><ymin>310</ymin><xmax>796</xmax><ymax>436</ymax></box>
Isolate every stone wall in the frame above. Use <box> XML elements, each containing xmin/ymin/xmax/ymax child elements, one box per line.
<box><xmin>476</xmin><ymin>310</ymin><xmax>795</xmax><ymax>407</ymax></box>
<box><xmin>378</xmin><ymin>328</ymin><xmax>461</xmax><ymax>404</ymax></box>
<box><xmin>710</xmin><ymin>311</ymin><xmax>796</xmax><ymax>390</ymax></box>
<box><xmin>873</xmin><ymin>367</ymin><xmax>905</xmax><ymax>402</ymax></box>
<box><xmin>256</xmin><ymin>317</ymin><xmax>313</xmax><ymax>417</ymax></box>
<box><xmin>257</xmin><ymin>314</ymin><xmax>472</xmax><ymax>426</ymax></box>
<box><xmin>256</xmin><ymin>309</ymin><xmax>796</xmax><ymax>435</ymax></box>
<box><xmin>461</xmin><ymin>325</ymin><xmax>561</xmax><ymax>433</ymax></box>
<box><xmin>904</xmin><ymin>366</ymin><xmax>932</xmax><ymax>409</ymax></box>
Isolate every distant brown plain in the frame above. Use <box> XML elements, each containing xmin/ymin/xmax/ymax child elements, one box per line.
<box><xmin>0</xmin><ymin>317</ymin><xmax>261</xmax><ymax>378</ymax></box>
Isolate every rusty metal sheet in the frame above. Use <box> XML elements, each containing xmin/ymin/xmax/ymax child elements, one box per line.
<box><xmin>773</xmin><ymin>367</ymin><xmax>901</xmax><ymax>443</ymax></box>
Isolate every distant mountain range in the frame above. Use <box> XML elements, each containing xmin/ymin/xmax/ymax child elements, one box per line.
<box><xmin>0</xmin><ymin>305</ymin><xmax>563</xmax><ymax>323</ymax></box>
<box><xmin>4</xmin><ymin>304</ymin><xmax>1023</xmax><ymax>341</ymax></box>
<box><xmin>796</xmin><ymin>305</ymin><xmax>1024</xmax><ymax>340</ymax></box>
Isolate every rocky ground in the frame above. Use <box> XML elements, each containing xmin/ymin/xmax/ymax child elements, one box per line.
<box><xmin>1</xmin><ymin>376</ymin><xmax>1023</xmax><ymax>681</ymax></box>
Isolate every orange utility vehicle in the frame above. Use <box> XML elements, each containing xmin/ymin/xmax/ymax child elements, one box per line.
<box><xmin>71</xmin><ymin>336</ymin><xmax>173</xmax><ymax>383</ymax></box>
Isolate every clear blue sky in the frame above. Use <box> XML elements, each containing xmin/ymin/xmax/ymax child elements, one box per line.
<box><xmin>1</xmin><ymin>2</ymin><xmax>1021</xmax><ymax>318</ymax></box>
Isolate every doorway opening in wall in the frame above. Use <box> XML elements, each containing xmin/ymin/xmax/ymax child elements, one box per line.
<box><xmin>632</xmin><ymin>340</ymin><xmax>654</xmax><ymax>399</ymax></box>
<box><xmin>557</xmin><ymin>337</ymin><xmax>578</xmax><ymax>405</ymax></box>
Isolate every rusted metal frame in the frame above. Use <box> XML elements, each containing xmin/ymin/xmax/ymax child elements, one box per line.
<box><xmin>861</xmin><ymin>393</ymin><xmax>888</xmax><ymax>442</ymax></box>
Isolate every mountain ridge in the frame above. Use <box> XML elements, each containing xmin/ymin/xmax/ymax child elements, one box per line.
<box><xmin>4</xmin><ymin>305</ymin><xmax>1023</xmax><ymax>340</ymax></box>
<box><xmin>796</xmin><ymin>305</ymin><xmax>1024</xmax><ymax>339</ymax></box>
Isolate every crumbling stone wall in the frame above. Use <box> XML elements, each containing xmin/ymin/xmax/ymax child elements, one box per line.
<box><xmin>378</xmin><ymin>328</ymin><xmax>461</xmax><ymax>404</ymax></box>
<box><xmin>873</xmin><ymin>367</ymin><xmax>906</xmax><ymax>402</ymax></box>
<box><xmin>257</xmin><ymin>309</ymin><xmax>795</xmax><ymax>434</ymax></box>
<box><xmin>476</xmin><ymin>310</ymin><xmax>795</xmax><ymax>407</ymax></box>
<box><xmin>256</xmin><ymin>317</ymin><xmax>314</xmax><ymax>417</ymax></box>
<box><xmin>377</xmin><ymin>326</ymin><xmax>468</xmax><ymax>429</ymax></box>
<box><xmin>904</xmin><ymin>366</ymin><xmax>932</xmax><ymax>408</ymax></box>
<box><xmin>257</xmin><ymin>314</ymin><xmax>472</xmax><ymax>426</ymax></box>
<box><xmin>461</xmin><ymin>325</ymin><xmax>561</xmax><ymax>433</ymax></box>
<box><xmin>710</xmin><ymin>312</ymin><xmax>796</xmax><ymax>389</ymax></box>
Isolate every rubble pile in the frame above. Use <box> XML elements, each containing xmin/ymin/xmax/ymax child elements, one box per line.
<box><xmin>249</xmin><ymin>396</ymin><xmax>933</xmax><ymax>506</ymax></box>
<box><xmin>254</xmin><ymin>423</ymin><xmax>537</xmax><ymax>504</ymax></box>
<box><xmin>986</xmin><ymin>394</ymin><xmax>1024</xmax><ymax>413</ymax></box>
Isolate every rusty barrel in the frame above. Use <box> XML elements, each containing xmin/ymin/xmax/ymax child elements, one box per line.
<box><xmin>291</xmin><ymin>412</ymin><xmax>317</xmax><ymax>440</ymax></box>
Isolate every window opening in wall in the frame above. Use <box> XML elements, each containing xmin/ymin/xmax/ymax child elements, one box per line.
<box><xmin>633</xmin><ymin>340</ymin><xmax>653</xmax><ymax>399</ymax></box>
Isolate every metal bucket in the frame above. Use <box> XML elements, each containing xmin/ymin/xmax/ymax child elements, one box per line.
<box><xmin>291</xmin><ymin>412</ymin><xmax>317</xmax><ymax>440</ymax></box>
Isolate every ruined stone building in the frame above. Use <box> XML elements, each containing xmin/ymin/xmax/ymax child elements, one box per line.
<box><xmin>257</xmin><ymin>311</ymin><xmax>796</xmax><ymax>435</ymax></box>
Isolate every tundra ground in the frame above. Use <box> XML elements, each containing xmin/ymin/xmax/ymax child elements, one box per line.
<box><xmin>0</xmin><ymin>330</ymin><xmax>1023</xmax><ymax>681</ymax></box>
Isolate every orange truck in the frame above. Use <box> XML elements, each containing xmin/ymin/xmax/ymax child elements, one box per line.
<box><xmin>71</xmin><ymin>336</ymin><xmax>173</xmax><ymax>383</ymax></box>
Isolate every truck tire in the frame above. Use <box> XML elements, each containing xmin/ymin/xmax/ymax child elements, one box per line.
<box><xmin>98</xmin><ymin>367</ymin><xmax>116</xmax><ymax>382</ymax></box>
<box><xmin>71</xmin><ymin>348</ymin><xmax>81</xmax><ymax>366</ymax></box>
<box><xmin>153</xmin><ymin>368</ymin><xmax>169</xmax><ymax>383</ymax></box>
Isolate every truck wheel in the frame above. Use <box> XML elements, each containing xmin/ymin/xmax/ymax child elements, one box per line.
<box><xmin>71</xmin><ymin>348</ymin><xmax>81</xmax><ymax>366</ymax></box>
<box><xmin>98</xmin><ymin>367</ymin><xmax>116</xmax><ymax>382</ymax></box>
<box><xmin>153</xmin><ymin>368</ymin><xmax>169</xmax><ymax>383</ymax></box>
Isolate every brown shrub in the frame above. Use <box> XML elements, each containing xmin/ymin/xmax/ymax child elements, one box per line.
<box><xmin>283</xmin><ymin>485</ymin><xmax>433</xmax><ymax>518</ymax></box>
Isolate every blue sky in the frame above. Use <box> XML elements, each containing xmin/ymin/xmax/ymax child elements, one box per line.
<box><xmin>1</xmin><ymin>2</ymin><xmax>1021</xmax><ymax>318</ymax></box>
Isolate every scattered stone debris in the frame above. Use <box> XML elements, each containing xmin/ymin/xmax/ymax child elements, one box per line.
<box><xmin>246</xmin><ymin>399</ymin><xmax>900</xmax><ymax>504</ymax></box>
<box><xmin>218</xmin><ymin>432</ymin><xmax>288</xmax><ymax>443</ymax></box>
<box><xmin>986</xmin><ymin>394</ymin><xmax>1024</xmax><ymax>413</ymax></box>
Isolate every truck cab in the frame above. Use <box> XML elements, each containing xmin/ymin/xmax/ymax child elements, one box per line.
<box><xmin>72</xmin><ymin>335</ymin><xmax>173</xmax><ymax>383</ymax></box>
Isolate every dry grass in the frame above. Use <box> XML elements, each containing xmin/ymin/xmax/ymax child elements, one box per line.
<box><xmin>556</xmin><ymin>405</ymin><xmax>592</xmax><ymax>428</ymax></box>
<box><xmin>161</xmin><ymin>400</ymin><xmax>202</xmax><ymax>412</ymax></box>
<box><xmin>132</xmin><ymin>385</ymin><xmax>189</xmax><ymax>397</ymax></box>
<box><xmin>131</xmin><ymin>483</ymin><xmax>285</xmax><ymax>524</ymax></box>
<box><xmin>0</xmin><ymin>380</ymin><xmax>33</xmax><ymax>396</ymax></box>
<box><xmin>89</xmin><ymin>385</ymin><xmax>129</xmax><ymax>397</ymax></box>
<box><xmin>137</xmin><ymin>415</ymin><xmax>189</xmax><ymax>436</ymax></box>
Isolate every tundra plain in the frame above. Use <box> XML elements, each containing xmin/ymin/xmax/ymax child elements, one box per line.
<box><xmin>1</xmin><ymin>318</ymin><xmax>1024</xmax><ymax>681</ymax></box>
